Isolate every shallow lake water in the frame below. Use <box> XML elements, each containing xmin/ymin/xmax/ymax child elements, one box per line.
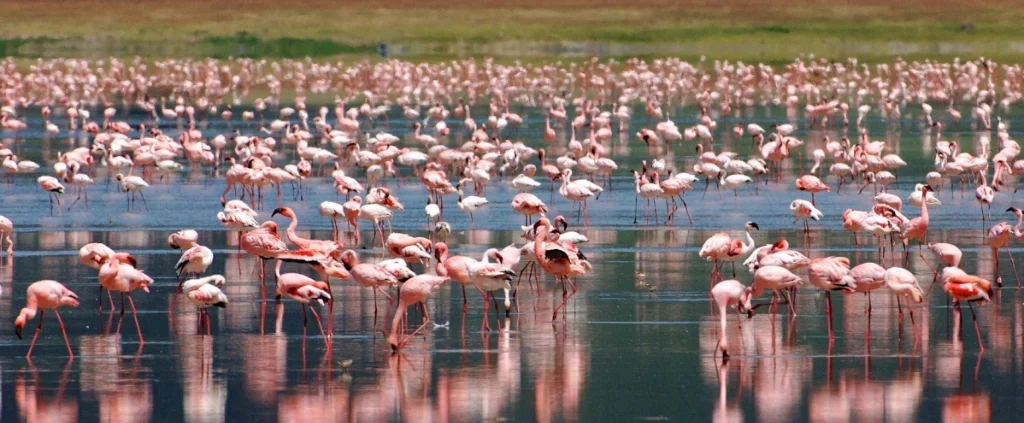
<box><xmin>0</xmin><ymin>104</ymin><xmax>1020</xmax><ymax>422</ymax></box>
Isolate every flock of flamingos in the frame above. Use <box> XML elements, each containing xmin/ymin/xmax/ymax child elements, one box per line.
<box><xmin>3</xmin><ymin>56</ymin><xmax>1022</xmax><ymax>361</ymax></box>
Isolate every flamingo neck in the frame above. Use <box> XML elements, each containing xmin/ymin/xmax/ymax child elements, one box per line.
<box><xmin>742</xmin><ymin>229</ymin><xmax>754</xmax><ymax>250</ymax></box>
<box><xmin>285</xmin><ymin>213</ymin><xmax>303</xmax><ymax>243</ymax></box>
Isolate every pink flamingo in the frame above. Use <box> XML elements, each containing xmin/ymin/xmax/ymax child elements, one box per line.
<box><xmin>387</xmin><ymin>249</ymin><xmax>450</xmax><ymax>351</ymax></box>
<box><xmin>698</xmin><ymin>222</ymin><xmax>759</xmax><ymax>281</ymax></box>
<box><xmin>850</xmin><ymin>262</ymin><xmax>886</xmax><ymax>314</ymax></box>
<box><xmin>989</xmin><ymin>207</ymin><xmax>1023</xmax><ymax>287</ymax></box>
<box><xmin>511</xmin><ymin>193</ymin><xmax>548</xmax><ymax>224</ymax></box>
<box><xmin>272</xmin><ymin>207</ymin><xmax>344</xmax><ymax>255</ymax></box>
<box><xmin>240</xmin><ymin>221</ymin><xmax>318</xmax><ymax>297</ymax></box>
<box><xmin>710</xmin><ymin>279</ymin><xmax>752</xmax><ymax>359</ymax></box>
<box><xmin>274</xmin><ymin>260</ymin><xmax>331</xmax><ymax>341</ymax></box>
<box><xmin>942</xmin><ymin>267</ymin><xmax>993</xmax><ymax>351</ymax></box>
<box><xmin>842</xmin><ymin>209</ymin><xmax>869</xmax><ymax>246</ymax></box>
<box><xmin>78</xmin><ymin>243</ymin><xmax>137</xmax><ymax>311</ymax></box>
<box><xmin>98</xmin><ymin>257</ymin><xmax>153</xmax><ymax>344</ymax></box>
<box><xmin>532</xmin><ymin>218</ymin><xmax>590</xmax><ymax>319</ymax></box>
<box><xmin>884</xmin><ymin>266</ymin><xmax>924</xmax><ymax>327</ymax></box>
<box><xmin>169</xmin><ymin>229</ymin><xmax>213</xmax><ymax>289</ymax></box>
<box><xmin>0</xmin><ymin>215</ymin><xmax>13</xmax><ymax>255</ymax></box>
<box><xmin>452</xmin><ymin>244</ymin><xmax>516</xmax><ymax>331</ymax></box>
<box><xmin>384</xmin><ymin>233</ymin><xmax>433</xmax><ymax>265</ymax></box>
<box><xmin>900</xmin><ymin>185</ymin><xmax>933</xmax><ymax>261</ymax></box>
<box><xmin>807</xmin><ymin>257</ymin><xmax>856</xmax><ymax>340</ymax></box>
<box><xmin>14</xmin><ymin>280</ymin><xmax>79</xmax><ymax>357</ymax></box>
<box><xmin>795</xmin><ymin>174</ymin><xmax>830</xmax><ymax>206</ymax></box>
<box><xmin>340</xmin><ymin>250</ymin><xmax>401</xmax><ymax>320</ymax></box>
<box><xmin>437</xmin><ymin>243</ymin><xmax>478</xmax><ymax>311</ymax></box>
<box><xmin>749</xmin><ymin>265</ymin><xmax>803</xmax><ymax>315</ymax></box>
<box><xmin>927</xmin><ymin>242</ymin><xmax>962</xmax><ymax>284</ymax></box>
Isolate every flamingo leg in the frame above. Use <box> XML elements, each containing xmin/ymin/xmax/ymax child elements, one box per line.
<box><xmin>309</xmin><ymin>305</ymin><xmax>327</xmax><ymax>341</ymax></box>
<box><xmin>127</xmin><ymin>294</ymin><xmax>144</xmax><ymax>345</ymax></box>
<box><xmin>968</xmin><ymin>301</ymin><xmax>984</xmax><ymax>351</ymax></box>
<box><xmin>53</xmin><ymin>309</ymin><xmax>73</xmax><ymax>357</ymax></box>
<box><xmin>1007</xmin><ymin>247</ymin><xmax>1021</xmax><ymax>287</ymax></box>
<box><xmin>399</xmin><ymin>304</ymin><xmax>431</xmax><ymax>348</ymax></box>
<box><xmin>26</xmin><ymin>310</ymin><xmax>44</xmax><ymax>358</ymax></box>
<box><xmin>825</xmin><ymin>291</ymin><xmax>834</xmax><ymax>340</ymax></box>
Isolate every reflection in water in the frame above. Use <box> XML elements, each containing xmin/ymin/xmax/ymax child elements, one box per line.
<box><xmin>15</xmin><ymin>361</ymin><xmax>77</xmax><ymax>423</ymax></box>
<box><xmin>79</xmin><ymin>335</ymin><xmax>153</xmax><ymax>423</ymax></box>
<box><xmin>4</xmin><ymin>102</ymin><xmax>1024</xmax><ymax>422</ymax></box>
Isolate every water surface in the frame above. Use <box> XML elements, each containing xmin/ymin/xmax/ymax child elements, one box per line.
<box><xmin>0</xmin><ymin>104</ymin><xmax>1019</xmax><ymax>422</ymax></box>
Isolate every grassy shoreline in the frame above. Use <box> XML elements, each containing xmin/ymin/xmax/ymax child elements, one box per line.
<box><xmin>2</xmin><ymin>0</ymin><xmax>1022</xmax><ymax>62</ymax></box>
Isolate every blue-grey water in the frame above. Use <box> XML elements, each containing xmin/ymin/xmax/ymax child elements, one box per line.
<box><xmin>0</xmin><ymin>104</ymin><xmax>1018</xmax><ymax>422</ymax></box>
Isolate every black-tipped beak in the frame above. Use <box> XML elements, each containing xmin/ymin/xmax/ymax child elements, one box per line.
<box><xmin>923</xmin><ymin>185</ymin><xmax>932</xmax><ymax>191</ymax></box>
<box><xmin>533</xmin><ymin>220</ymin><xmax>543</xmax><ymax>231</ymax></box>
<box><xmin>15</xmin><ymin>326</ymin><xmax>22</xmax><ymax>339</ymax></box>
<box><xmin>750</xmin><ymin>222</ymin><xmax>760</xmax><ymax>230</ymax></box>
<box><xmin>1007</xmin><ymin>207</ymin><xmax>1018</xmax><ymax>213</ymax></box>
<box><xmin>271</xmin><ymin>208</ymin><xmax>285</xmax><ymax>217</ymax></box>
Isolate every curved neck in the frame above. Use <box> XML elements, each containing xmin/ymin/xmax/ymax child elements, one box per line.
<box><xmin>534</xmin><ymin>227</ymin><xmax>550</xmax><ymax>258</ymax></box>
<box><xmin>742</xmin><ymin>229</ymin><xmax>754</xmax><ymax>250</ymax></box>
<box><xmin>285</xmin><ymin>214</ymin><xmax>301</xmax><ymax>242</ymax></box>
<box><xmin>435</xmin><ymin>257</ymin><xmax>449</xmax><ymax>277</ymax></box>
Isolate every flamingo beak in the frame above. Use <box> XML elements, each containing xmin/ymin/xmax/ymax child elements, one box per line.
<box><xmin>15</xmin><ymin>324</ymin><xmax>22</xmax><ymax>339</ymax></box>
<box><xmin>1007</xmin><ymin>207</ymin><xmax>1018</xmax><ymax>213</ymax></box>
<box><xmin>271</xmin><ymin>207</ymin><xmax>285</xmax><ymax>217</ymax></box>
<box><xmin>750</xmin><ymin>222</ymin><xmax>760</xmax><ymax>230</ymax></box>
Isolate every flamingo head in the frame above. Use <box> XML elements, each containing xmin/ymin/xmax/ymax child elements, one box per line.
<box><xmin>554</xmin><ymin>215</ymin><xmax>569</xmax><ymax>232</ymax></box>
<box><xmin>532</xmin><ymin>218</ymin><xmax>553</xmax><ymax>234</ymax></box>
<box><xmin>271</xmin><ymin>207</ymin><xmax>295</xmax><ymax>219</ymax></box>
<box><xmin>746</xmin><ymin>221</ymin><xmax>760</xmax><ymax>231</ymax></box>
<box><xmin>433</xmin><ymin>242</ymin><xmax>449</xmax><ymax>261</ymax></box>
<box><xmin>738</xmin><ymin>288</ymin><xmax>754</xmax><ymax>316</ymax></box>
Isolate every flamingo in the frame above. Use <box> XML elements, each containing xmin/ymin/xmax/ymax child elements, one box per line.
<box><xmin>927</xmin><ymin>242</ymin><xmax>963</xmax><ymax>283</ymax></box>
<box><xmin>511</xmin><ymin>193</ymin><xmax>547</xmax><ymax>224</ymax></box>
<box><xmin>169</xmin><ymin>229</ymin><xmax>214</xmax><ymax>288</ymax></box>
<box><xmin>790</xmin><ymin>199</ymin><xmax>823</xmax><ymax>232</ymax></box>
<box><xmin>116</xmin><ymin>172</ymin><xmax>150</xmax><ymax>212</ymax></box>
<box><xmin>340</xmin><ymin>250</ymin><xmax>401</xmax><ymax>321</ymax></box>
<box><xmin>181</xmin><ymin>275</ymin><xmax>229</xmax><ymax>333</ymax></box>
<box><xmin>456</xmin><ymin>178</ymin><xmax>489</xmax><ymax>224</ymax></box>
<box><xmin>699</xmin><ymin>221</ymin><xmax>759</xmax><ymax>280</ymax></box>
<box><xmin>901</xmin><ymin>185</ymin><xmax>934</xmax><ymax>261</ymax></box>
<box><xmin>0</xmin><ymin>215</ymin><xmax>13</xmax><ymax>255</ymax></box>
<box><xmin>98</xmin><ymin>256</ymin><xmax>153</xmax><ymax>344</ymax></box>
<box><xmin>988</xmin><ymin>207</ymin><xmax>1023</xmax><ymax>287</ymax></box>
<box><xmin>387</xmin><ymin>249</ymin><xmax>450</xmax><ymax>351</ymax></box>
<box><xmin>274</xmin><ymin>260</ymin><xmax>331</xmax><ymax>341</ymax></box>
<box><xmin>807</xmin><ymin>257</ymin><xmax>856</xmax><ymax>340</ymax></box>
<box><xmin>941</xmin><ymin>267</ymin><xmax>993</xmax><ymax>351</ymax></box>
<box><xmin>14</xmin><ymin>280</ymin><xmax>79</xmax><ymax>357</ymax></box>
<box><xmin>749</xmin><ymin>265</ymin><xmax>803</xmax><ymax>316</ymax></box>
<box><xmin>711</xmin><ymin>279</ymin><xmax>753</xmax><ymax>359</ymax></box>
<box><xmin>37</xmin><ymin>176</ymin><xmax>64</xmax><ymax>214</ymax></box>
<box><xmin>272</xmin><ymin>207</ymin><xmax>343</xmax><ymax>256</ymax></box>
<box><xmin>795</xmin><ymin>174</ymin><xmax>830</xmax><ymax>205</ymax></box>
<box><xmin>849</xmin><ymin>262</ymin><xmax>886</xmax><ymax>314</ymax></box>
<box><xmin>884</xmin><ymin>267</ymin><xmax>924</xmax><ymax>326</ymax></box>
